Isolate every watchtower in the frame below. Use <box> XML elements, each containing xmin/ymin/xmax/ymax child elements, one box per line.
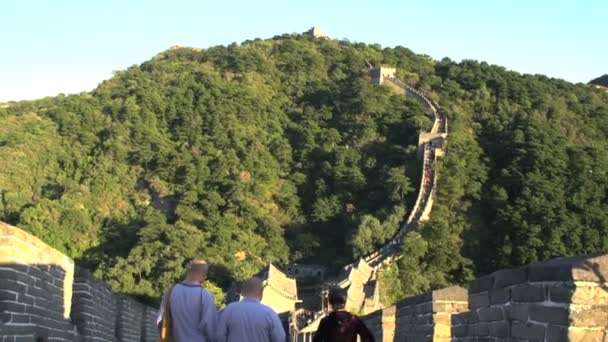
<box><xmin>370</xmin><ymin>65</ymin><xmax>397</xmax><ymax>85</ymax></box>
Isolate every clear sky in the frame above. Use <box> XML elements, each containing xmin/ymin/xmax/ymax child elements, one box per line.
<box><xmin>0</xmin><ymin>0</ymin><xmax>606</xmax><ymax>102</ymax></box>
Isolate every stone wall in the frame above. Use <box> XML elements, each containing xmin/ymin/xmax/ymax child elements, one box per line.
<box><xmin>452</xmin><ymin>254</ymin><xmax>608</xmax><ymax>341</ymax></box>
<box><xmin>360</xmin><ymin>305</ymin><xmax>396</xmax><ymax>342</ymax></box>
<box><xmin>0</xmin><ymin>221</ymin><xmax>159</xmax><ymax>341</ymax></box>
<box><xmin>392</xmin><ymin>286</ymin><xmax>468</xmax><ymax>341</ymax></box>
<box><xmin>352</xmin><ymin>254</ymin><xmax>608</xmax><ymax>342</ymax></box>
<box><xmin>71</xmin><ymin>267</ymin><xmax>118</xmax><ymax>341</ymax></box>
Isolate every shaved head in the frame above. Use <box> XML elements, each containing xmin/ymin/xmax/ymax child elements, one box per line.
<box><xmin>241</xmin><ymin>276</ymin><xmax>264</xmax><ymax>299</ymax></box>
<box><xmin>187</xmin><ymin>259</ymin><xmax>209</xmax><ymax>278</ymax></box>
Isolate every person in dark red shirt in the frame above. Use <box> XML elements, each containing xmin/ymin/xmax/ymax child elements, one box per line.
<box><xmin>313</xmin><ymin>287</ymin><xmax>375</xmax><ymax>342</ymax></box>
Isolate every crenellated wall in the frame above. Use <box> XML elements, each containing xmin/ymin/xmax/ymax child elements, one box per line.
<box><xmin>452</xmin><ymin>254</ymin><xmax>608</xmax><ymax>341</ymax></box>
<box><xmin>355</xmin><ymin>254</ymin><xmax>608</xmax><ymax>341</ymax></box>
<box><xmin>0</xmin><ymin>221</ymin><xmax>160</xmax><ymax>341</ymax></box>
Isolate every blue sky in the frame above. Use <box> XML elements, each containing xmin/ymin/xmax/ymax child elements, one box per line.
<box><xmin>1</xmin><ymin>0</ymin><xmax>606</xmax><ymax>102</ymax></box>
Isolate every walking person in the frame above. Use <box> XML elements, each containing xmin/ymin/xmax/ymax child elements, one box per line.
<box><xmin>216</xmin><ymin>277</ymin><xmax>286</xmax><ymax>342</ymax></box>
<box><xmin>313</xmin><ymin>287</ymin><xmax>375</xmax><ymax>342</ymax></box>
<box><xmin>157</xmin><ymin>259</ymin><xmax>218</xmax><ymax>342</ymax></box>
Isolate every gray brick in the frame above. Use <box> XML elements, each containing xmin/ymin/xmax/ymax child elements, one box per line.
<box><xmin>511</xmin><ymin>284</ymin><xmax>545</xmax><ymax>302</ymax></box>
<box><xmin>469</xmin><ymin>322</ymin><xmax>490</xmax><ymax>336</ymax></box>
<box><xmin>493</xmin><ymin>267</ymin><xmax>527</xmax><ymax>288</ymax></box>
<box><xmin>546</xmin><ymin>325</ymin><xmax>569</xmax><ymax>342</ymax></box>
<box><xmin>470</xmin><ymin>274</ymin><xmax>494</xmax><ymax>294</ymax></box>
<box><xmin>452</xmin><ymin>324</ymin><xmax>468</xmax><ymax>337</ymax></box>
<box><xmin>470</xmin><ymin>292</ymin><xmax>490</xmax><ymax>309</ymax></box>
<box><xmin>511</xmin><ymin>321</ymin><xmax>546</xmax><ymax>340</ymax></box>
<box><xmin>0</xmin><ymin>290</ymin><xmax>17</xmax><ymax>301</ymax></box>
<box><xmin>489</xmin><ymin>288</ymin><xmax>510</xmax><ymax>305</ymax></box>
<box><xmin>505</xmin><ymin>303</ymin><xmax>529</xmax><ymax>322</ymax></box>
<box><xmin>548</xmin><ymin>284</ymin><xmax>573</xmax><ymax>303</ymax></box>
<box><xmin>488</xmin><ymin>321</ymin><xmax>509</xmax><ymax>338</ymax></box>
<box><xmin>529</xmin><ymin>305</ymin><xmax>569</xmax><ymax>325</ymax></box>
<box><xmin>477</xmin><ymin>307</ymin><xmax>504</xmax><ymax>322</ymax></box>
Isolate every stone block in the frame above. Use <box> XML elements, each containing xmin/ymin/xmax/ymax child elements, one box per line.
<box><xmin>571</xmin><ymin>284</ymin><xmax>608</xmax><ymax>305</ymax></box>
<box><xmin>468</xmin><ymin>322</ymin><xmax>489</xmax><ymax>336</ymax></box>
<box><xmin>452</xmin><ymin>324</ymin><xmax>468</xmax><ymax>337</ymax></box>
<box><xmin>415</xmin><ymin>301</ymin><xmax>433</xmax><ymax>314</ymax></box>
<box><xmin>433</xmin><ymin>312</ymin><xmax>452</xmax><ymax>325</ymax></box>
<box><xmin>433</xmin><ymin>301</ymin><xmax>468</xmax><ymax>313</ymax></box>
<box><xmin>569</xmin><ymin>305</ymin><xmax>608</xmax><ymax>327</ymax></box>
<box><xmin>505</xmin><ymin>303</ymin><xmax>529</xmax><ymax>322</ymax></box>
<box><xmin>529</xmin><ymin>305</ymin><xmax>569</xmax><ymax>325</ymax></box>
<box><xmin>546</xmin><ymin>325</ymin><xmax>569</xmax><ymax>342</ymax></box>
<box><xmin>511</xmin><ymin>283</ymin><xmax>545</xmax><ymax>302</ymax></box>
<box><xmin>548</xmin><ymin>283</ymin><xmax>574</xmax><ymax>303</ymax></box>
<box><xmin>527</xmin><ymin>254</ymin><xmax>608</xmax><ymax>283</ymax></box>
<box><xmin>470</xmin><ymin>292</ymin><xmax>490</xmax><ymax>309</ymax></box>
<box><xmin>470</xmin><ymin>274</ymin><xmax>494</xmax><ymax>294</ymax></box>
<box><xmin>567</xmin><ymin>327</ymin><xmax>605</xmax><ymax>342</ymax></box>
<box><xmin>488</xmin><ymin>321</ymin><xmax>509</xmax><ymax>338</ymax></box>
<box><xmin>432</xmin><ymin>286</ymin><xmax>469</xmax><ymax>302</ymax></box>
<box><xmin>0</xmin><ymin>290</ymin><xmax>17</xmax><ymax>301</ymax></box>
<box><xmin>489</xmin><ymin>288</ymin><xmax>510</xmax><ymax>305</ymax></box>
<box><xmin>511</xmin><ymin>321</ymin><xmax>546</xmax><ymax>340</ymax></box>
<box><xmin>493</xmin><ymin>267</ymin><xmax>527</xmax><ymax>288</ymax></box>
<box><xmin>434</xmin><ymin>323</ymin><xmax>452</xmax><ymax>338</ymax></box>
<box><xmin>477</xmin><ymin>307</ymin><xmax>504</xmax><ymax>322</ymax></box>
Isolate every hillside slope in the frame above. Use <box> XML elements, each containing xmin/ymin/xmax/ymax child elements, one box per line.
<box><xmin>1</xmin><ymin>34</ymin><xmax>607</xmax><ymax>302</ymax></box>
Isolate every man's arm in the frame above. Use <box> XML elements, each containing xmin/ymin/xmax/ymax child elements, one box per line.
<box><xmin>198</xmin><ymin>290</ymin><xmax>219</xmax><ymax>340</ymax></box>
<box><xmin>268</xmin><ymin>311</ymin><xmax>286</xmax><ymax>342</ymax></box>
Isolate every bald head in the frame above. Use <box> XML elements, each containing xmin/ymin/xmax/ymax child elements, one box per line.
<box><xmin>186</xmin><ymin>259</ymin><xmax>209</xmax><ymax>282</ymax></box>
<box><xmin>241</xmin><ymin>276</ymin><xmax>264</xmax><ymax>300</ymax></box>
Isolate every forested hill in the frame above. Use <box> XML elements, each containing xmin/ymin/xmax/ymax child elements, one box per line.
<box><xmin>590</xmin><ymin>74</ymin><xmax>608</xmax><ymax>88</ymax></box>
<box><xmin>1</xmin><ymin>34</ymin><xmax>607</xmax><ymax>303</ymax></box>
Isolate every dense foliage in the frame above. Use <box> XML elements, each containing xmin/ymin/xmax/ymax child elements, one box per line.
<box><xmin>1</xmin><ymin>35</ymin><xmax>607</xmax><ymax>304</ymax></box>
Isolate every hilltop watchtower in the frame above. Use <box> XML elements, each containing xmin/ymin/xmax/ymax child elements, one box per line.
<box><xmin>303</xmin><ymin>26</ymin><xmax>328</xmax><ymax>39</ymax></box>
<box><xmin>370</xmin><ymin>65</ymin><xmax>397</xmax><ymax>85</ymax></box>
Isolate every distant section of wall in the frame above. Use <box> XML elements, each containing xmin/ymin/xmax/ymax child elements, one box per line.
<box><xmin>452</xmin><ymin>254</ymin><xmax>608</xmax><ymax>341</ymax></box>
<box><xmin>0</xmin><ymin>221</ymin><xmax>160</xmax><ymax>342</ymax></box>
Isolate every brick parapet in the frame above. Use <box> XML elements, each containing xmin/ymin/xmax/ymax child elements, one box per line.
<box><xmin>0</xmin><ymin>221</ymin><xmax>160</xmax><ymax>341</ymax></box>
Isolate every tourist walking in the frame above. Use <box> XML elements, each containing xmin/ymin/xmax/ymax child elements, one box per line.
<box><xmin>216</xmin><ymin>277</ymin><xmax>286</xmax><ymax>342</ymax></box>
<box><xmin>313</xmin><ymin>287</ymin><xmax>375</xmax><ymax>342</ymax></box>
<box><xmin>157</xmin><ymin>259</ymin><xmax>218</xmax><ymax>342</ymax></box>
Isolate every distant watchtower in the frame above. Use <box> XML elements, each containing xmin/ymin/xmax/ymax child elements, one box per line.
<box><xmin>303</xmin><ymin>26</ymin><xmax>328</xmax><ymax>39</ymax></box>
<box><xmin>370</xmin><ymin>65</ymin><xmax>396</xmax><ymax>85</ymax></box>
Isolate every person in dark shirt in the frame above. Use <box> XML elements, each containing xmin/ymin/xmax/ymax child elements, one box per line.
<box><xmin>313</xmin><ymin>287</ymin><xmax>375</xmax><ymax>342</ymax></box>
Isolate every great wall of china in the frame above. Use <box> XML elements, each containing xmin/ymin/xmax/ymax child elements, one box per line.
<box><xmin>291</xmin><ymin>63</ymin><xmax>449</xmax><ymax>338</ymax></box>
<box><xmin>1</xmin><ymin>41</ymin><xmax>607</xmax><ymax>341</ymax></box>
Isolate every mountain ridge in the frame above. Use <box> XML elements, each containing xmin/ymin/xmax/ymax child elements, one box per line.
<box><xmin>1</xmin><ymin>33</ymin><xmax>607</xmax><ymax>304</ymax></box>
